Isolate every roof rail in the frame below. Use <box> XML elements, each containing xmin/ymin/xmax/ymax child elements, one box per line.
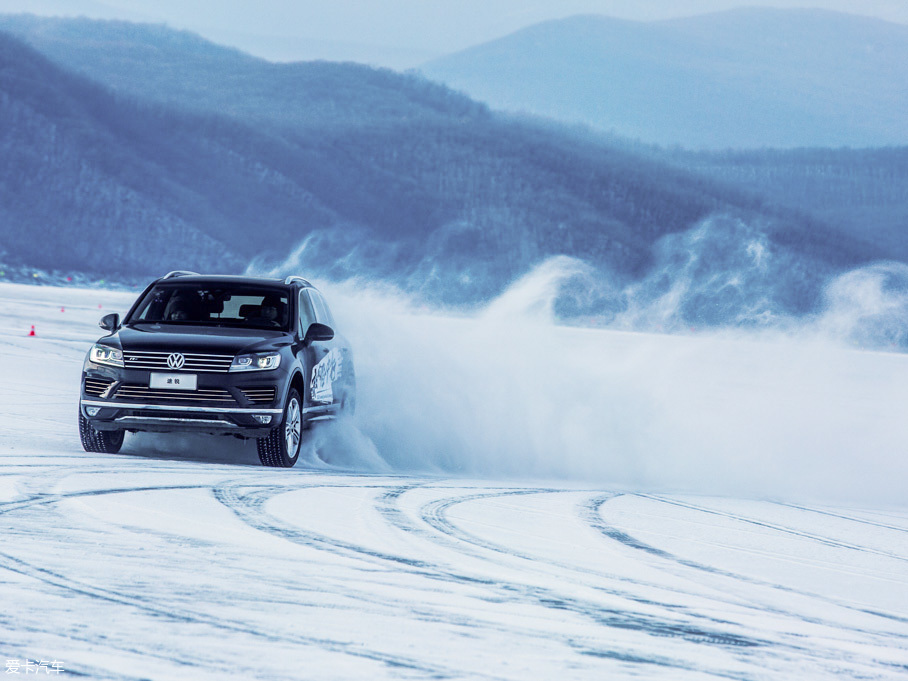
<box><xmin>161</xmin><ymin>270</ymin><xmax>199</xmax><ymax>280</ymax></box>
<box><xmin>284</xmin><ymin>276</ymin><xmax>312</xmax><ymax>287</ymax></box>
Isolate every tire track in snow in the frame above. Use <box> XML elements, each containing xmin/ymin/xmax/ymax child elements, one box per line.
<box><xmin>581</xmin><ymin>494</ymin><xmax>908</xmax><ymax>631</ymax></box>
<box><xmin>384</xmin><ymin>485</ymin><xmax>908</xmax><ymax>677</ymax></box>
<box><xmin>404</xmin><ymin>485</ymin><xmax>908</xmax><ymax>676</ymax></box>
<box><xmin>778</xmin><ymin>503</ymin><xmax>908</xmax><ymax>534</ymax></box>
<box><xmin>405</xmin><ymin>487</ymin><xmax>754</xmax><ymax>607</ymax></box>
<box><xmin>212</xmin><ymin>480</ymin><xmax>741</xmax><ymax>678</ymax></box>
<box><xmin>638</xmin><ymin>494</ymin><xmax>908</xmax><ymax>562</ymax></box>
<box><xmin>0</xmin><ymin>481</ymin><xmax>473</xmax><ymax>679</ymax></box>
<box><xmin>216</xmin><ymin>482</ymin><xmax>774</xmax><ymax>656</ymax></box>
<box><xmin>0</xmin><ymin>550</ymin><xmax>458</xmax><ymax>679</ymax></box>
<box><xmin>412</xmin><ymin>488</ymin><xmax>790</xmax><ymax>607</ymax></box>
<box><xmin>5</xmin><ymin>615</ymin><xmax>234</xmax><ymax>680</ymax></box>
<box><xmin>408</xmin><ymin>488</ymin><xmax>775</xmax><ymax>650</ymax></box>
<box><xmin>0</xmin><ymin>484</ymin><xmax>210</xmax><ymax>516</ymax></box>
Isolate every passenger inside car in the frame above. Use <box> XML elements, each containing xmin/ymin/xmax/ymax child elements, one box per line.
<box><xmin>164</xmin><ymin>293</ymin><xmax>201</xmax><ymax>322</ymax></box>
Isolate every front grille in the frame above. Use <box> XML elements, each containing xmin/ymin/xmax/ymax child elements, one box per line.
<box><xmin>239</xmin><ymin>387</ymin><xmax>277</xmax><ymax>404</ymax></box>
<box><xmin>84</xmin><ymin>377</ymin><xmax>115</xmax><ymax>398</ymax></box>
<box><xmin>113</xmin><ymin>384</ymin><xmax>237</xmax><ymax>404</ymax></box>
<box><xmin>122</xmin><ymin>350</ymin><xmax>234</xmax><ymax>373</ymax></box>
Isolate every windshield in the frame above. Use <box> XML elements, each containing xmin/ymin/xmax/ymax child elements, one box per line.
<box><xmin>127</xmin><ymin>284</ymin><xmax>291</xmax><ymax>331</ymax></box>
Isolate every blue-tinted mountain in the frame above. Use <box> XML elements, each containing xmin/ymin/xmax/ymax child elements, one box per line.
<box><xmin>0</xmin><ymin>25</ymin><xmax>887</xmax><ymax>323</ymax></box>
<box><xmin>422</xmin><ymin>8</ymin><xmax>908</xmax><ymax>149</ymax></box>
<box><xmin>658</xmin><ymin>146</ymin><xmax>908</xmax><ymax>262</ymax></box>
<box><xmin>4</xmin><ymin>12</ymin><xmax>902</xmax><ymax>261</ymax></box>
<box><xmin>0</xmin><ymin>14</ymin><xmax>484</xmax><ymax>130</ymax></box>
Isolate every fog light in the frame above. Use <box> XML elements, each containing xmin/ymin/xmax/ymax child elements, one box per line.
<box><xmin>253</xmin><ymin>414</ymin><xmax>272</xmax><ymax>424</ymax></box>
<box><xmin>86</xmin><ymin>407</ymin><xmax>101</xmax><ymax>417</ymax></box>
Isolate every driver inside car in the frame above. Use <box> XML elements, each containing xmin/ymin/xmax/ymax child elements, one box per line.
<box><xmin>164</xmin><ymin>293</ymin><xmax>200</xmax><ymax>322</ymax></box>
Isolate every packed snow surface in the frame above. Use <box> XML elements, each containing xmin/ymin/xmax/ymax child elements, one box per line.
<box><xmin>0</xmin><ymin>281</ymin><xmax>906</xmax><ymax>679</ymax></box>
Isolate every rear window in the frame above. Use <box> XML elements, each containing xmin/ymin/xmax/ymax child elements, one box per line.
<box><xmin>128</xmin><ymin>284</ymin><xmax>291</xmax><ymax>331</ymax></box>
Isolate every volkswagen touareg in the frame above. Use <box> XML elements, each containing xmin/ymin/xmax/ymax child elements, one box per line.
<box><xmin>79</xmin><ymin>272</ymin><xmax>355</xmax><ymax>467</ymax></box>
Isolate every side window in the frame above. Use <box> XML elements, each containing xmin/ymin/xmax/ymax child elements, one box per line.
<box><xmin>308</xmin><ymin>290</ymin><xmax>336</xmax><ymax>328</ymax></box>
<box><xmin>298</xmin><ymin>290</ymin><xmax>317</xmax><ymax>336</ymax></box>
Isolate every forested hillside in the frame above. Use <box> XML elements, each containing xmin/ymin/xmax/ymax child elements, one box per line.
<box><xmin>0</xmin><ymin>14</ymin><xmax>485</xmax><ymax>129</ymax></box>
<box><xmin>659</xmin><ymin>147</ymin><xmax>908</xmax><ymax>262</ymax></box>
<box><xmin>0</xmin><ymin>20</ymin><xmax>891</xmax><ymax>322</ymax></box>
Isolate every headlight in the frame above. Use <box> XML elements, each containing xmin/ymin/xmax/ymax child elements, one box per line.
<box><xmin>230</xmin><ymin>352</ymin><xmax>281</xmax><ymax>372</ymax></box>
<box><xmin>89</xmin><ymin>344</ymin><xmax>124</xmax><ymax>368</ymax></box>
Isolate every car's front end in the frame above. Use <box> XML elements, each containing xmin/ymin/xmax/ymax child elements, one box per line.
<box><xmin>79</xmin><ymin>272</ymin><xmax>350</xmax><ymax>469</ymax></box>
<box><xmin>80</xmin><ymin>334</ymin><xmax>292</xmax><ymax>438</ymax></box>
<box><xmin>79</xmin><ymin>275</ymin><xmax>298</xmax><ymax>440</ymax></box>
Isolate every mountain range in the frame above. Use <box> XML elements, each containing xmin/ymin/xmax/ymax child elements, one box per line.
<box><xmin>422</xmin><ymin>8</ymin><xmax>908</xmax><ymax>149</ymax></box>
<box><xmin>0</xmin><ymin>12</ymin><xmax>902</xmax><ymax>327</ymax></box>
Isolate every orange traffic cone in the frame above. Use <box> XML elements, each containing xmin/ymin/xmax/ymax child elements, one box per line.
<box><xmin>28</xmin><ymin>325</ymin><xmax>35</xmax><ymax>337</ymax></box>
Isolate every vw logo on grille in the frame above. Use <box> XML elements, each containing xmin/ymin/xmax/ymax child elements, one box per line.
<box><xmin>166</xmin><ymin>353</ymin><xmax>186</xmax><ymax>370</ymax></box>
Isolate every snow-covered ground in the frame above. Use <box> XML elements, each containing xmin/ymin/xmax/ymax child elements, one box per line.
<box><xmin>1</xmin><ymin>281</ymin><xmax>906</xmax><ymax>680</ymax></box>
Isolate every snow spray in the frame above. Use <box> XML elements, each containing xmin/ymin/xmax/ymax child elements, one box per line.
<box><xmin>313</xmin><ymin>263</ymin><xmax>908</xmax><ymax>504</ymax></box>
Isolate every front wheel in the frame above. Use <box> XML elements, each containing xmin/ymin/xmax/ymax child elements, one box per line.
<box><xmin>78</xmin><ymin>410</ymin><xmax>125</xmax><ymax>453</ymax></box>
<box><xmin>257</xmin><ymin>389</ymin><xmax>303</xmax><ymax>467</ymax></box>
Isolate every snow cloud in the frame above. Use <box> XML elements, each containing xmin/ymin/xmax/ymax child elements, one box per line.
<box><xmin>303</xmin><ymin>257</ymin><xmax>908</xmax><ymax>505</ymax></box>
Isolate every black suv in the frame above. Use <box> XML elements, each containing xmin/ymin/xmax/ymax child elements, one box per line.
<box><xmin>79</xmin><ymin>272</ymin><xmax>355</xmax><ymax>467</ymax></box>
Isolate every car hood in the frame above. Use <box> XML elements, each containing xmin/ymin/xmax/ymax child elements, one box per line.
<box><xmin>109</xmin><ymin>324</ymin><xmax>292</xmax><ymax>355</ymax></box>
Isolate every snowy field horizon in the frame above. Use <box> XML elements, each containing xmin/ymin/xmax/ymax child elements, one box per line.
<box><xmin>1</xmin><ymin>278</ymin><xmax>906</xmax><ymax>678</ymax></box>
<box><xmin>3</xmin><ymin>261</ymin><xmax>908</xmax><ymax>498</ymax></box>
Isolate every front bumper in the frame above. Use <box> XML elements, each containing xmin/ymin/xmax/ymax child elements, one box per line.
<box><xmin>80</xmin><ymin>400</ymin><xmax>283</xmax><ymax>437</ymax></box>
<box><xmin>81</xmin><ymin>363</ymin><xmax>288</xmax><ymax>438</ymax></box>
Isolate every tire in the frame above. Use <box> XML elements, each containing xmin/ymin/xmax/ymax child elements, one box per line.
<box><xmin>257</xmin><ymin>388</ymin><xmax>303</xmax><ymax>468</ymax></box>
<box><xmin>78</xmin><ymin>410</ymin><xmax>125</xmax><ymax>454</ymax></box>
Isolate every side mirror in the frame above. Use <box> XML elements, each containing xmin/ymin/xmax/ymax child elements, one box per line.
<box><xmin>99</xmin><ymin>313</ymin><xmax>120</xmax><ymax>331</ymax></box>
<box><xmin>303</xmin><ymin>322</ymin><xmax>334</xmax><ymax>344</ymax></box>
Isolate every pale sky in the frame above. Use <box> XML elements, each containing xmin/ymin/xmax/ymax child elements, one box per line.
<box><xmin>1</xmin><ymin>0</ymin><xmax>906</xmax><ymax>67</ymax></box>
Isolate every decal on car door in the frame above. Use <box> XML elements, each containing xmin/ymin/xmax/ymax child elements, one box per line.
<box><xmin>310</xmin><ymin>348</ymin><xmax>342</xmax><ymax>403</ymax></box>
